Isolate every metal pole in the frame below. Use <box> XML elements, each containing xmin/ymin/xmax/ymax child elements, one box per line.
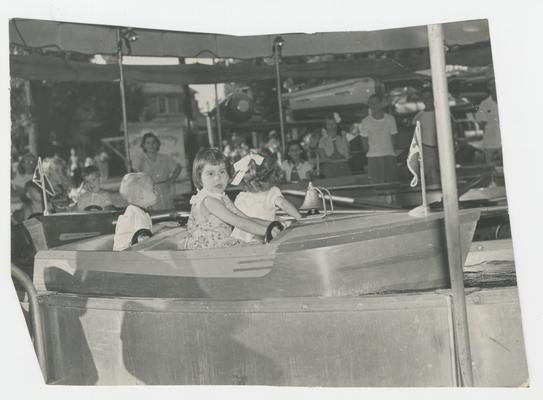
<box><xmin>117</xmin><ymin>28</ymin><xmax>131</xmax><ymax>172</ymax></box>
<box><xmin>23</xmin><ymin>81</ymin><xmax>38</xmax><ymax>156</ymax></box>
<box><xmin>273</xmin><ymin>38</ymin><xmax>287</xmax><ymax>154</ymax></box>
<box><xmin>205</xmin><ymin>114</ymin><xmax>215</xmax><ymax>147</ymax></box>
<box><xmin>212</xmin><ymin>58</ymin><xmax>223</xmax><ymax>149</ymax></box>
<box><xmin>428</xmin><ymin>24</ymin><xmax>474</xmax><ymax>387</ymax></box>
<box><xmin>214</xmin><ymin>84</ymin><xmax>223</xmax><ymax>149</ymax></box>
<box><xmin>11</xmin><ymin>264</ymin><xmax>48</xmax><ymax>382</ymax></box>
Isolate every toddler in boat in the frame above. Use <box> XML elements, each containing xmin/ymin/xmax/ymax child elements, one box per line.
<box><xmin>231</xmin><ymin>152</ymin><xmax>302</xmax><ymax>243</ymax></box>
<box><xmin>113</xmin><ymin>172</ymin><xmax>157</xmax><ymax>251</ymax></box>
<box><xmin>180</xmin><ymin>148</ymin><xmax>283</xmax><ymax>250</ymax></box>
<box><xmin>74</xmin><ymin>165</ymin><xmax>114</xmax><ymax>211</ymax></box>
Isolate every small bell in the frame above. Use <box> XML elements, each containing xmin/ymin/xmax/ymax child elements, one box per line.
<box><xmin>299</xmin><ymin>182</ymin><xmax>322</xmax><ymax>213</ymax></box>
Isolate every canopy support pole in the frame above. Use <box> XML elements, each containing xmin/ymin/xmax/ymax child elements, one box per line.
<box><xmin>117</xmin><ymin>28</ymin><xmax>131</xmax><ymax>172</ymax></box>
<box><xmin>23</xmin><ymin>80</ymin><xmax>38</xmax><ymax>156</ymax></box>
<box><xmin>428</xmin><ymin>24</ymin><xmax>474</xmax><ymax>387</ymax></box>
<box><xmin>273</xmin><ymin>37</ymin><xmax>286</xmax><ymax>154</ymax></box>
<box><xmin>212</xmin><ymin>57</ymin><xmax>223</xmax><ymax>150</ymax></box>
<box><xmin>205</xmin><ymin>114</ymin><xmax>215</xmax><ymax>148</ymax></box>
<box><xmin>214</xmin><ymin>85</ymin><xmax>223</xmax><ymax>148</ymax></box>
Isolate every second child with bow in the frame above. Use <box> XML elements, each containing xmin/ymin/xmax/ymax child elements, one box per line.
<box><xmin>231</xmin><ymin>152</ymin><xmax>302</xmax><ymax>243</ymax></box>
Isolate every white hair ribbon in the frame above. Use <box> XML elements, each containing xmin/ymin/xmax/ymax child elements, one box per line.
<box><xmin>231</xmin><ymin>154</ymin><xmax>264</xmax><ymax>186</ymax></box>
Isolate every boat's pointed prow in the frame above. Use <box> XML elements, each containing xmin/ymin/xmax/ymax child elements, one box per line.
<box><xmin>408</xmin><ymin>205</ymin><xmax>431</xmax><ymax>218</ymax></box>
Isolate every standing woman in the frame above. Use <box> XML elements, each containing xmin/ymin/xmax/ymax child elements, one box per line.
<box><xmin>133</xmin><ymin>132</ymin><xmax>182</xmax><ymax>210</ymax></box>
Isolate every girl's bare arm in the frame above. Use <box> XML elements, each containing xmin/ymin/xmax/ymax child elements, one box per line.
<box><xmin>275</xmin><ymin>197</ymin><xmax>302</xmax><ymax>220</ymax></box>
<box><xmin>204</xmin><ymin>197</ymin><xmax>267</xmax><ymax>236</ymax></box>
<box><xmin>225</xmin><ymin>199</ymin><xmax>269</xmax><ymax>227</ymax></box>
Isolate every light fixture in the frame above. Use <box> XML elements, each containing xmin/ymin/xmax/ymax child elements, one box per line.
<box><xmin>273</xmin><ymin>36</ymin><xmax>284</xmax><ymax>57</ymax></box>
<box><xmin>119</xmin><ymin>28</ymin><xmax>139</xmax><ymax>55</ymax></box>
<box><xmin>273</xmin><ymin>36</ymin><xmax>284</xmax><ymax>48</ymax></box>
<box><xmin>122</xmin><ymin>28</ymin><xmax>139</xmax><ymax>43</ymax></box>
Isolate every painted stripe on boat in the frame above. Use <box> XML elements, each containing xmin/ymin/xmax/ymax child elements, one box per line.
<box><xmin>236</xmin><ymin>258</ymin><xmax>275</xmax><ymax>265</ymax></box>
<box><xmin>337</xmin><ymin>248</ymin><xmax>442</xmax><ymax>271</ymax></box>
<box><xmin>233</xmin><ymin>266</ymin><xmax>273</xmax><ymax>272</ymax></box>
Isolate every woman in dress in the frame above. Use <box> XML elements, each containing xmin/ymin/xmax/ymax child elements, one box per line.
<box><xmin>133</xmin><ymin>132</ymin><xmax>182</xmax><ymax>210</ymax></box>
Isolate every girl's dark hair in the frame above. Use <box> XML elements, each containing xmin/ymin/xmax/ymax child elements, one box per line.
<box><xmin>285</xmin><ymin>140</ymin><xmax>307</xmax><ymax>163</ymax></box>
<box><xmin>140</xmin><ymin>132</ymin><xmax>161</xmax><ymax>152</ymax></box>
<box><xmin>192</xmin><ymin>148</ymin><xmax>229</xmax><ymax>189</ymax></box>
<box><xmin>242</xmin><ymin>152</ymin><xmax>283</xmax><ymax>192</ymax></box>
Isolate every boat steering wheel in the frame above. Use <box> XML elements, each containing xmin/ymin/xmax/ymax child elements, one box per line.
<box><xmin>131</xmin><ymin>228</ymin><xmax>153</xmax><ymax>245</ymax></box>
<box><xmin>84</xmin><ymin>205</ymin><xmax>103</xmax><ymax>212</ymax></box>
<box><xmin>264</xmin><ymin>221</ymin><xmax>284</xmax><ymax>244</ymax></box>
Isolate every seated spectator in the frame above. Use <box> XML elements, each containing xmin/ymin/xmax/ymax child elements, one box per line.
<box><xmin>12</xmin><ymin>152</ymin><xmax>37</xmax><ymax>199</ymax></box>
<box><xmin>22</xmin><ymin>180</ymin><xmax>45</xmax><ymax>219</ymax></box>
<box><xmin>42</xmin><ymin>156</ymin><xmax>73</xmax><ymax>212</ymax></box>
<box><xmin>281</xmin><ymin>140</ymin><xmax>314</xmax><ymax>183</ymax></box>
<box><xmin>223</xmin><ymin>132</ymin><xmax>249</xmax><ymax>163</ymax></box>
<box><xmin>94</xmin><ymin>146</ymin><xmax>110</xmax><ymax>181</ymax></box>
<box><xmin>318</xmin><ymin>117</ymin><xmax>351</xmax><ymax>178</ymax></box>
<box><xmin>74</xmin><ymin>165</ymin><xmax>115</xmax><ymax>211</ymax></box>
<box><xmin>261</xmin><ymin>130</ymin><xmax>283</xmax><ymax>165</ymax></box>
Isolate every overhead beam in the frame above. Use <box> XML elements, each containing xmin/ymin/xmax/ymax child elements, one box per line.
<box><xmin>10</xmin><ymin>45</ymin><xmax>492</xmax><ymax>84</ymax></box>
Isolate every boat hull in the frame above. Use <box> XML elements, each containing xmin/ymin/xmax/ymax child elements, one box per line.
<box><xmin>33</xmin><ymin>210</ymin><xmax>480</xmax><ymax>299</ymax></box>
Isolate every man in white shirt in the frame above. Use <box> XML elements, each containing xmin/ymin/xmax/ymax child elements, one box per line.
<box><xmin>358</xmin><ymin>94</ymin><xmax>399</xmax><ymax>184</ymax></box>
<box><xmin>475</xmin><ymin>78</ymin><xmax>502</xmax><ymax>166</ymax></box>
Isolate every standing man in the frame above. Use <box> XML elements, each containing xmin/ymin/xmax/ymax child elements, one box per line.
<box><xmin>412</xmin><ymin>88</ymin><xmax>440</xmax><ymax>184</ymax></box>
<box><xmin>358</xmin><ymin>94</ymin><xmax>399</xmax><ymax>184</ymax></box>
<box><xmin>475</xmin><ymin>78</ymin><xmax>502</xmax><ymax>166</ymax></box>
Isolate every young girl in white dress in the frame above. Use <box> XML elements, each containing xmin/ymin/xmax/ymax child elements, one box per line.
<box><xmin>231</xmin><ymin>152</ymin><xmax>302</xmax><ymax>243</ymax></box>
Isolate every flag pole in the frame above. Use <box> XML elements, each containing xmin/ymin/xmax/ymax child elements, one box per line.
<box><xmin>117</xmin><ymin>28</ymin><xmax>132</xmax><ymax>173</ymax></box>
<box><xmin>37</xmin><ymin>157</ymin><xmax>49</xmax><ymax>216</ymax></box>
<box><xmin>416</xmin><ymin>121</ymin><xmax>429</xmax><ymax>216</ymax></box>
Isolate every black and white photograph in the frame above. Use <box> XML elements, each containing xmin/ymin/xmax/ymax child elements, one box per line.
<box><xmin>2</xmin><ymin>0</ymin><xmax>542</xmax><ymax>398</ymax></box>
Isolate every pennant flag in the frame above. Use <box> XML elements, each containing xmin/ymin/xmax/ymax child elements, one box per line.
<box><xmin>407</xmin><ymin>122</ymin><xmax>422</xmax><ymax>187</ymax></box>
<box><xmin>32</xmin><ymin>158</ymin><xmax>56</xmax><ymax>197</ymax></box>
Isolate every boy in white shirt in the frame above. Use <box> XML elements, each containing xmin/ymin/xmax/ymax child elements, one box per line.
<box><xmin>113</xmin><ymin>173</ymin><xmax>157</xmax><ymax>251</ymax></box>
<box><xmin>358</xmin><ymin>94</ymin><xmax>399</xmax><ymax>184</ymax></box>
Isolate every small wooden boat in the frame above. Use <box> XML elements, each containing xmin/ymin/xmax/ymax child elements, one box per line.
<box><xmin>11</xmin><ymin>209</ymin><xmax>185</xmax><ymax>277</ymax></box>
<box><xmin>33</xmin><ymin>209</ymin><xmax>480</xmax><ymax>299</ymax></box>
<box><xmin>11</xmin><ymin>211</ymin><xmax>121</xmax><ymax>275</ymax></box>
<box><xmin>279</xmin><ymin>164</ymin><xmax>498</xmax><ymax>210</ymax></box>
